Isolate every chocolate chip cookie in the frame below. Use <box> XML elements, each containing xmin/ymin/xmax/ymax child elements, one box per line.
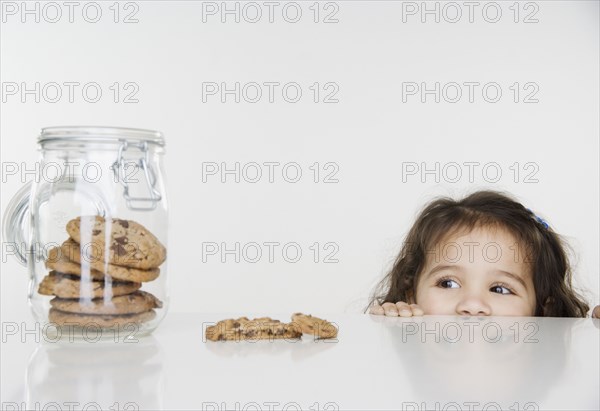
<box><xmin>291</xmin><ymin>313</ymin><xmax>338</xmax><ymax>339</ymax></box>
<box><xmin>49</xmin><ymin>308</ymin><xmax>156</xmax><ymax>328</ymax></box>
<box><xmin>66</xmin><ymin>216</ymin><xmax>166</xmax><ymax>269</ymax></box>
<box><xmin>50</xmin><ymin>290</ymin><xmax>163</xmax><ymax>315</ymax></box>
<box><xmin>45</xmin><ymin>246</ymin><xmax>107</xmax><ymax>280</ymax></box>
<box><xmin>205</xmin><ymin>317</ymin><xmax>303</xmax><ymax>341</ymax></box>
<box><xmin>38</xmin><ymin>271</ymin><xmax>141</xmax><ymax>299</ymax></box>
<box><xmin>59</xmin><ymin>239</ymin><xmax>160</xmax><ymax>283</ymax></box>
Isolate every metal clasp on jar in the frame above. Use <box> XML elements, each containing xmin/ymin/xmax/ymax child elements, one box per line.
<box><xmin>112</xmin><ymin>140</ymin><xmax>162</xmax><ymax>211</ymax></box>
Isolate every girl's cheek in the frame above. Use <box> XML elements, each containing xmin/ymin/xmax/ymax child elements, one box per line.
<box><xmin>414</xmin><ymin>283</ymin><xmax>438</xmax><ymax>304</ymax></box>
<box><xmin>421</xmin><ymin>298</ymin><xmax>450</xmax><ymax>316</ymax></box>
<box><xmin>418</xmin><ymin>290</ymin><xmax>444</xmax><ymax>310</ymax></box>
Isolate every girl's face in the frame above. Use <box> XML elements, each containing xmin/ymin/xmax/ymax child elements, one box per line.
<box><xmin>414</xmin><ymin>226</ymin><xmax>537</xmax><ymax>316</ymax></box>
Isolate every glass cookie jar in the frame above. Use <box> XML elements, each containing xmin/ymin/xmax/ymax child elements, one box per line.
<box><xmin>3</xmin><ymin>126</ymin><xmax>168</xmax><ymax>339</ymax></box>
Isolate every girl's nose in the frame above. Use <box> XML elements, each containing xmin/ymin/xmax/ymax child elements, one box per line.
<box><xmin>455</xmin><ymin>295</ymin><xmax>492</xmax><ymax>316</ymax></box>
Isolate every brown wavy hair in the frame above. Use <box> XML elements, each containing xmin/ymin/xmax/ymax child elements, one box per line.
<box><xmin>367</xmin><ymin>190</ymin><xmax>590</xmax><ymax>317</ymax></box>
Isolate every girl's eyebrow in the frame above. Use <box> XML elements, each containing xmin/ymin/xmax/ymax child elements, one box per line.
<box><xmin>494</xmin><ymin>270</ymin><xmax>527</xmax><ymax>289</ymax></box>
<box><xmin>424</xmin><ymin>264</ymin><xmax>460</xmax><ymax>279</ymax></box>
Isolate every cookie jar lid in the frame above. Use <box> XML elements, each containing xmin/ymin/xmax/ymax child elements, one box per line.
<box><xmin>38</xmin><ymin>126</ymin><xmax>165</xmax><ymax>146</ymax></box>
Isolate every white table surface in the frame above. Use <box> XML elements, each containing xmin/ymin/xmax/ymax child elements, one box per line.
<box><xmin>1</xmin><ymin>313</ymin><xmax>599</xmax><ymax>411</ymax></box>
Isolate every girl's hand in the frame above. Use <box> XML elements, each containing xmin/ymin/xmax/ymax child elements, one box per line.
<box><xmin>593</xmin><ymin>305</ymin><xmax>600</xmax><ymax>319</ymax></box>
<box><xmin>369</xmin><ymin>301</ymin><xmax>424</xmax><ymax>317</ymax></box>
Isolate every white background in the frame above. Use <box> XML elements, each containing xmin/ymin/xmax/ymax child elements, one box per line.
<box><xmin>1</xmin><ymin>0</ymin><xmax>598</xmax><ymax>320</ymax></box>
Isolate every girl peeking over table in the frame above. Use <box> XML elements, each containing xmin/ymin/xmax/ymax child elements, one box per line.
<box><xmin>368</xmin><ymin>190</ymin><xmax>600</xmax><ymax>319</ymax></box>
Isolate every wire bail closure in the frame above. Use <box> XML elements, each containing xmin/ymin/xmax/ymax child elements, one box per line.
<box><xmin>112</xmin><ymin>140</ymin><xmax>162</xmax><ymax>211</ymax></box>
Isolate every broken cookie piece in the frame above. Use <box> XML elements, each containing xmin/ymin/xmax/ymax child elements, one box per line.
<box><xmin>291</xmin><ymin>313</ymin><xmax>338</xmax><ymax>339</ymax></box>
<box><xmin>205</xmin><ymin>317</ymin><xmax>302</xmax><ymax>341</ymax></box>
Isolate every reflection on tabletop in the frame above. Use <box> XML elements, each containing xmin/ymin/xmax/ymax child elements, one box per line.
<box><xmin>26</xmin><ymin>337</ymin><xmax>164</xmax><ymax>409</ymax></box>
<box><xmin>368</xmin><ymin>315</ymin><xmax>593</xmax><ymax>406</ymax></box>
<box><xmin>204</xmin><ymin>333</ymin><xmax>338</xmax><ymax>362</ymax></box>
<box><xmin>12</xmin><ymin>314</ymin><xmax>598</xmax><ymax>410</ymax></box>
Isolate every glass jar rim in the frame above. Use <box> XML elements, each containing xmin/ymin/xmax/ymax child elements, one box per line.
<box><xmin>38</xmin><ymin>126</ymin><xmax>165</xmax><ymax>146</ymax></box>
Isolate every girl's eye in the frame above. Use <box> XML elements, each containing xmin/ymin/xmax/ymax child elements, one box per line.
<box><xmin>490</xmin><ymin>285</ymin><xmax>513</xmax><ymax>295</ymax></box>
<box><xmin>438</xmin><ymin>279</ymin><xmax>460</xmax><ymax>289</ymax></box>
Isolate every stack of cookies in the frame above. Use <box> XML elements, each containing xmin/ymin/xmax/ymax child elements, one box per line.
<box><xmin>40</xmin><ymin>216</ymin><xmax>166</xmax><ymax>328</ymax></box>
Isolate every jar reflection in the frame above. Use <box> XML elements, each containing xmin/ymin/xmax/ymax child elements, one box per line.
<box><xmin>25</xmin><ymin>337</ymin><xmax>164</xmax><ymax>409</ymax></box>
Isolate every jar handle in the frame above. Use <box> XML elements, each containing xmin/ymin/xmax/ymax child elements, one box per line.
<box><xmin>2</xmin><ymin>182</ymin><xmax>33</xmax><ymax>266</ymax></box>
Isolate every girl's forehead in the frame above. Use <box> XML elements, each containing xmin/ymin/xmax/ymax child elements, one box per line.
<box><xmin>424</xmin><ymin>224</ymin><xmax>533</xmax><ymax>277</ymax></box>
<box><xmin>436</xmin><ymin>224</ymin><xmax>518</xmax><ymax>246</ymax></box>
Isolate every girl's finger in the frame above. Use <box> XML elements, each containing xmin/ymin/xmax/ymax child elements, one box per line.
<box><xmin>410</xmin><ymin>304</ymin><xmax>424</xmax><ymax>316</ymax></box>
<box><xmin>382</xmin><ymin>302</ymin><xmax>399</xmax><ymax>316</ymax></box>
<box><xmin>395</xmin><ymin>301</ymin><xmax>412</xmax><ymax>317</ymax></box>
<box><xmin>369</xmin><ymin>302</ymin><xmax>385</xmax><ymax>315</ymax></box>
<box><xmin>592</xmin><ymin>305</ymin><xmax>600</xmax><ymax>319</ymax></box>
